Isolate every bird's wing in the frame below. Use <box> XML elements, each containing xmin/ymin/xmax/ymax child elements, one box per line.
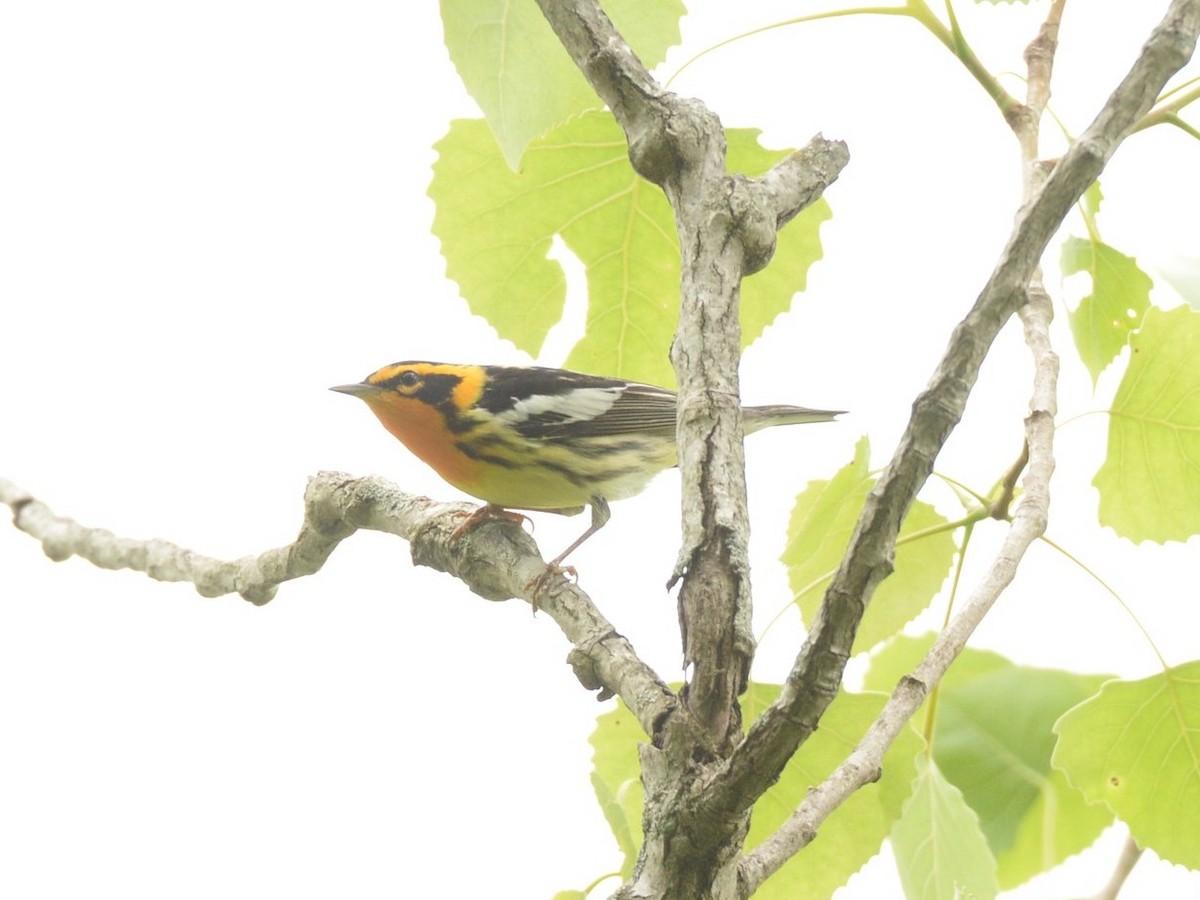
<box><xmin>483</xmin><ymin>368</ymin><xmax>678</xmax><ymax>440</ymax></box>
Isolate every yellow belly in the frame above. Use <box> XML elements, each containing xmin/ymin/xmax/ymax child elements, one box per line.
<box><xmin>454</xmin><ymin>431</ymin><xmax>678</xmax><ymax>511</ymax></box>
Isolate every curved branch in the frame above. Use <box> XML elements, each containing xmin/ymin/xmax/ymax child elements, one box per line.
<box><xmin>739</xmin><ymin>263</ymin><xmax>1061</xmax><ymax>897</ymax></box>
<box><xmin>1</xmin><ymin>473</ymin><xmax>677</xmax><ymax>739</ymax></box>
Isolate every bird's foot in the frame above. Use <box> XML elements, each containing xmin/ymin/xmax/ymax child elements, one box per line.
<box><xmin>450</xmin><ymin>504</ymin><xmax>531</xmax><ymax>541</ymax></box>
<box><xmin>525</xmin><ymin>562</ymin><xmax>578</xmax><ymax>613</ymax></box>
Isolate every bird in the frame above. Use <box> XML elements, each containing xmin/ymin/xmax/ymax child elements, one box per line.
<box><xmin>331</xmin><ymin>361</ymin><xmax>841</xmax><ymax>586</ymax></box>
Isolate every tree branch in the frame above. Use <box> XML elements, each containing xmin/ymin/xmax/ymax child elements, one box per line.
<box><xmin>1009</xmin><ymin>0</ymin><xmax>1067</xmax><ymax>167</ymax></box>
<box><xmin>535</xmin><ymin>2</ymin><xmax>849</xmax><ymax>892</ymax></box>
<box><xmin>703</xmin><ymin>0</ymin><xmax>1200</xmax><ymax>829</ymax></box>
<box><xmin>535</xmin><ymin>0</ymin><xmax>847</xmax><ymax>760</ymax></box>
<box><xmin>1</xmin><ymin>473</ymin><xmax>677</xmax><ymax>740</ymax></box>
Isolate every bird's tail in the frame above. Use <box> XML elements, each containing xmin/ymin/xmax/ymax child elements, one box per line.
<box><xmin>743</xmin><ymin>404</ymin><xmax>844</xmax><ymax>433</ymax></box>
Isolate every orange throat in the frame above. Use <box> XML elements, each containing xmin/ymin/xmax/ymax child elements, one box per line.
<box><xmin>364</xmin><ymin>395</ymin><xmax>482</xmax><ymax>491</ymax></box>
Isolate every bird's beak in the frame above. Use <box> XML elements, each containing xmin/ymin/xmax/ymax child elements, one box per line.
<box><xmin>329</xmin><ymin>382</ymin><xmax>383</xmax><ymax>398</ymax></box>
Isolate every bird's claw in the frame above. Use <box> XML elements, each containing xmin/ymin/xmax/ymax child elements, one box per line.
<box><xmin>525</xmin><ymin>562</ymin><xmax>578</xmax><ymax>613</ymax></box>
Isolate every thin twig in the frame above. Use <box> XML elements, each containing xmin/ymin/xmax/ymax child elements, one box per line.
<box><xmin>1014</xmin><ymin>0</ymin><xmax>1069</xmax><ymax>170</ymax></box>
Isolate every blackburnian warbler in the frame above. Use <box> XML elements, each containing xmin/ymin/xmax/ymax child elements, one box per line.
<box><xmin>331</xmin><ymin>361</ymin><xmax>841</xmax><ymax>574</ymax></box>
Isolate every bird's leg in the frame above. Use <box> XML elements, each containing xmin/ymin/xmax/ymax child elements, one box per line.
<box><xmin>548</xmin><ymin>495</ymin><xmax>611</xmax><ymax>570</ymax></box>
<box><xmin>526</xmin><ymin>496</ymin><xmax>611</xmax><ymax>610</ymax></box>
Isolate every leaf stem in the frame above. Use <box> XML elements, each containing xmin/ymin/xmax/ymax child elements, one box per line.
<box><xmin>667</xmin><ymin>0</ymin><xmax>1021</xmax><ymax>124</ymax></box>
<box><xmin>934</xmin><ymin>472</ymin><xmax>991</xmax><ymax>507</ymax></box>
<box><xmin>582</xmin><ymin>872</ymin><xmax>621</xmax><ymax>897</ymax></box>
<box><xmin>665</xmin><ymin>6</ymin><xmax>915</xmax><ymax>89</ymax></box>
<box><xmin>1075</xmin><ymin>194</ymin><xmax>1103</xmax><ymax>244</ymax></box>
<box><xmin>1053</xmin><ymin>408</ymin><xmax>1108</xmax><ymax>430</ymax></box>
<box><xmin>921</xmin><ymin>521</ymin><xmax>977</xmax><ymax>749</ymax></box>
<box><xmin>1037</xmin><ymin>534</ymin><xmax>1171</xmax><ymax>670</ymax></box>
<box><xmin>902</xmin><ymin>0</ymin><xmax>1022</xmax><ymax>120</ymax></box>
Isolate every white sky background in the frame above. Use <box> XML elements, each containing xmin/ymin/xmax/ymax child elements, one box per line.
<box><xmin>2</xmin><ymin>1</ymin><xmax>1198</xmax><ymax>897</ymax></box>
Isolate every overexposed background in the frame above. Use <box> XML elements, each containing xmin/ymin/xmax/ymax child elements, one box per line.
<box><xmin>2</xmin><ymin>2</ymin><xmax>1197</xmax><ymax>897</ymax></box>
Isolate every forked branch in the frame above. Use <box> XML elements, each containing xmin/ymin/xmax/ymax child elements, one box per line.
<box><xmin>704</xmin><ymin>0</ymin><xmax>1200</xmax><ymax>830</ymax></box>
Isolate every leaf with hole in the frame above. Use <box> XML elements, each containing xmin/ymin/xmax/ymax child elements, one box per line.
<box><xmin>1053</xmin><ymin>660</ymin><xmax>1200</xmax><ymax>869</ymax></box>
<box><xmin>1062</xmin><ymin>235</ymin><xmax>1152</xmax><ymax>386</ymax></box>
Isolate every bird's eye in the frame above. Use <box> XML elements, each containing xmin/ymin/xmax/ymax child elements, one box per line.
<box><xmin>398</xmin><ymin>371</ymin><xmax>421</xmax><ymax>388</ymax></box>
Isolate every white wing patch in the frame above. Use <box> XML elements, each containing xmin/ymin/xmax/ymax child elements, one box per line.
<box><xmin>497</xmin><ymin>386</ymin><xmax>623</xmax><ymax>426</ymax></box>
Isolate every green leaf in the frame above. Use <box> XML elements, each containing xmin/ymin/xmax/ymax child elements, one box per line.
<box><xmin>439</xmin><ymin>0</ymin><xmax>684</xmax><ymax>170</ymax></box>
<box><xmin>865</xmin><ymin>637</ymin><xmax>1113</xmax><ymax>889</ymax></box>
<box><xmin>1061</xmin><ymin>235</ymin><xmax>1153</xmax><ymax>385</ymax></box>
<box><xmin>891</xmin><ymin>756</ymin><xmax>999</xmax><ymax>900</ymax></box>
<box><xmin>1094</xmin><ymin>304</ymin><xmax>1200</xmax><ymax>542</ymax></box>
<box><xmin>782</xmin><ymin>437</ymin><xmax>956</xmax><ymax>654</ymax></box>
<box><xmin>934</xmin><ymin>667</ymin><xmax>1113</xmax><ymax>881</ymax></box>
<box><xmin>589</xmin><ymin>701</ymin><xmax>645</xmax><ymax>878</ymax></box>
<box><xmin>430</xmin><ymin>112</ymin><xmax>831</xmax><ymax>385</ymax></box>
<box><xmin>742</xmin><ymin>684</ymin><xmax>921</xmax><ymax>900</ymax></box>
<box><xmin>1053</xmin><ymin>661</ymin><xmax>1200</xmax><ymax>869</ymax></box>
